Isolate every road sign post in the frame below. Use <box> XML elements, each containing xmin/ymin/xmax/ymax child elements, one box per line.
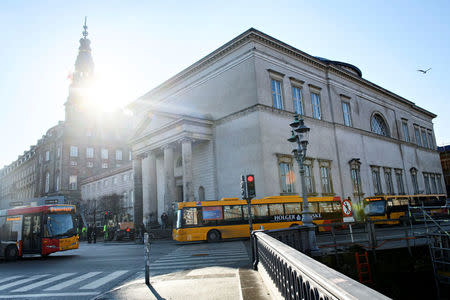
<box><xmin>144</xmin><ymin>233</ymin><xmax>150</xmax><ymax>285</ymax></box>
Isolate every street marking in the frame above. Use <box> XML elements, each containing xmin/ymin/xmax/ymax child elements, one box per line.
<box><xmin>79</xmin><ymin>270</ymin><xmax>128</xmax><ymax>289</ymax></box>
<box><xmin>12</xmin><ymin>273</ymin><xmax>76</xmax><ymax>292</ymax></box>
<box><xmin>153</xmin><ymin>256</ymin><xmax>249</xmax><ymax>265</ymax></box>
<box><xmin>150</xmin><ymin>260</ymin><xmax>245</xmax><ymax>271</ymax></box>
<box><xmin>0</xmin><ymin>277</ymin><xmax>22</xmax><ymax>285</ymax></box>
<box><xmin>0</xmin><ymin>275</ymin><xmax>48</xmax><ymax>291</ymax></box>
<box><xmin>44</xmin><ymin>272</ymin><xmax>101</xmax><ymax>291</ymax></box>
<box><xmin>0</xmin><ymin>292</ymin><xmax>99</xmax><ymax>298</ymax></box>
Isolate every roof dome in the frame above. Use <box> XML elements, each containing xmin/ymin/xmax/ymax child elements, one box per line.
<box><xmin>315</xmin><ymin>57</ymin><xmax>362</xmax><ymax>77</ymax></box>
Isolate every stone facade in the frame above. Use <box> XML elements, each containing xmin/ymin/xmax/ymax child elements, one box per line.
<box><xmin>129</xmin><ymin>28</ymin><xmax>445</xmax><ymax>227</ymax></box>
<box><xmin>81</xmin><ymin>164</ymin><xmax>134</xmax><ymax>226</ymax></box>
<box><xmin>0</xmin><ymin>22</ymin><xmax>131</xmax><ymax>210</ymax></box>
<box><xmin>438</xmin><ymin>145</ymin><xmax>450</xmax><ymax>195</ymax></box>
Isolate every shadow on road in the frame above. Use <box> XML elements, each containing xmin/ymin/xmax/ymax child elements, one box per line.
<box><xmin>147</xmin><ymin>283</ymin><xmax>165</xmax><ymax>300</ymax></box>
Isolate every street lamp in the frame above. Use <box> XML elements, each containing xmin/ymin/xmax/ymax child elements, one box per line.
<box><xmin>288</xmin><ymin>114</ymin><xmax>320</xmax><ymax>256</ymax></box>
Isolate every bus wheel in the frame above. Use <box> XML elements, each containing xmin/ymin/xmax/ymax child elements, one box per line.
<box><xmin>207</xmin><ymin>230</ymin><xmax>221</xmax><ymax>243</ymax></box>
<box><xmin>5</xmin><ymin>245</ymin><xmax>18</xmax><ymax>262</ymax></box>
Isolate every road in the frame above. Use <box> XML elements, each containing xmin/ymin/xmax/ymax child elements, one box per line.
<box><xmin>0</xmin><ymin>239</ymin><xmax>251</xmax><ymax>300</ymax></box>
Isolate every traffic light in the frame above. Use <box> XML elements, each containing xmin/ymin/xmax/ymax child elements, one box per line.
<box><xmin>246</xmin><ymin>175</ymin><xmax>255</xmax><ymax>199</ymax></box>
<box><xmin>240</xmin><ymin>175</ymin><xmax>247</xmax><ymax>199</ymax></box>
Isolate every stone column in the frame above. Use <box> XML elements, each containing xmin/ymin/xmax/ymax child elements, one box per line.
<box><xmin>163</xmin><ymin>144</ymin><xmax>176</xmax><ymax>213</ymax></box>
<box><xmin>142</xmin><ymin>151</ymin><xmax>158</xmax><ymax>226</ymax></box>
<box><xmin>181</xmin><ymin>138</ymin><xmax>195</xmax><ymax>202</ymax></box>
<box><xmin>133</xmin><ymin>156</ymin><xmax>143</xmax><ymax>228</ymax></box>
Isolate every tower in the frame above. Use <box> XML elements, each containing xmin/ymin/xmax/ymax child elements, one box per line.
<box><xmin>65</xmin><ymin>17</ymin><xmax>95</xmax><ymax>122</ymax></box>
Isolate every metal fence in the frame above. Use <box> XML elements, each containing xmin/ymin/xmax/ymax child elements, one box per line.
<box><xmin>252</xmin><ymin>231</ymin><xmax>390</xmax><ymax>300</ymax></box>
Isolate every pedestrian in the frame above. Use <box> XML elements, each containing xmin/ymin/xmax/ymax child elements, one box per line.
<box><xmin>87</xmin><ymin>225</ymin><xmax>92</xmax><ymax>243</ymax></box>
<box><xmin>81</xmin><ymin>226</ymin><xmax>87</xmax><ymax>241</ymax></box>
<box><xmin>161</xmin><ymin>212</ymin><xmax>168</xmax><ymax>230</ymax></box>
<box><xmin>103</xmin><ymin>224</ymin><xmax>108</xmax><ymax>241</ymax></box>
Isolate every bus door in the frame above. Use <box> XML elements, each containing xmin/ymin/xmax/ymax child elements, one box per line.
<box><xmin>22</xmin><ymin>214</ymin><xmax>42</xmax><ymax>253</ymax></box>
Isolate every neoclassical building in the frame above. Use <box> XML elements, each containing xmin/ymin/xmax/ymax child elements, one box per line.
<box><xmin>129</xmin><ymin>28</ymin><xmax>444</xmax><ymax>226</ymax></box>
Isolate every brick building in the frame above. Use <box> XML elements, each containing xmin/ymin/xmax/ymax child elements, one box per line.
<box><xmin>0</xmin><ymin>21</ymin><xmax>131</xmax><ymax>210</ymax></box>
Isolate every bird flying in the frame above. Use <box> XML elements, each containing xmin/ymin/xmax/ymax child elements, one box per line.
<box><xmin>417</xmin><ymin>68</ymin><xmax>431</xmax><ymax>74</ymax></box>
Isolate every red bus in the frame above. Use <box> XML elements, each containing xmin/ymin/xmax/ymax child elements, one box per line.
<box><xmin>0</xmin><ymin>204</ymin><xmax>79</xmax><ymax>261</ymax></box>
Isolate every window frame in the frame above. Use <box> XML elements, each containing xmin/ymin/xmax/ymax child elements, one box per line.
<box><xmin>271</xmin><ymin>78</ymin><xmax>284</xmax><ymax>110</ymax></box>
<box><xmin>277</xmin><ymin>154</ymin><xmax>295</xmax><ymax>194</ymax></box>
<box><xmin>319</xmin><ymin>160</ymin><xmax>333</xmax><ymax>195</ymax></box>
<box><xmin>342</xmin><ymin>101</ymin><xmax>352</xmax><ymax>127</ymax></box>
<box><xmin>384</xmin><ymin>168</ymin><xmax>394</xmax><ymax>195</ymax></box>
<box><xmin>410</xmin><ymin>168</ymin><xmax>419</xmax><ymax>194</ymax></box>
<box><xmin>414</xmin><ymin>125</ymin><xmax>422</xmax><ymax>147</ymax></box>
<box><xmin>86</xmin><ymin>147</ymin><xmax>94</xmax><ymax>159</ymax></box>
<box><xmin>395</xmin><ymin>169</ymin><xmax>405</xmax><ymax>195</ymax></box>
<box><xmin>371</xmin><ymin>166</ymin><xmax>383</xmax><ymax>195</ymax></box>
<box><xmin>101</xmin><ymin>148</ymin><xmax>109</xmax><ymax>160</ymax></box>
<box><xmin>70</xmin><ymin>146</ymin><xmax>78</xmax><ymax>157</ymax></box>
<box><xmin>311</xmin><ymin>92</ymin><xmax>322</xmax><ymax>120</ymax></box>
<box><xmin>401</xmin><ymin>120</ymin><xmax>410</xmax><ymax>142</ymax></box>
<box><xmin>350</xmin><ymin>159</ymin><xmax>363</xmax><ymax>196</ymax></box>
<box><xmin>304</xmin><ymin>158</ymin><xmax>316</xmax><ymax>196</ymax></box>
<box><xmin>116</xmin><ymin>149</ymin><xmax>123</xmax><ymax>161</ymax></box>
<box><xmin>370</xmin><ymin>113</ymin><xmax>390</xmax><ymax>137</ymax></box>
<box><xmin>292</xmin><ymin>86</ymin><xmax>303</xmax><ymax>115</ymax></box>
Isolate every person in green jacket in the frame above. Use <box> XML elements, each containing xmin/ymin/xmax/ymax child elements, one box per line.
<box><xmin>104</xmin><ymin>224</ymin><xmax>108</xmax><ymax>241</ymax></box>
<box><xmin>81</xmin><ymin>226</ymin><xmax>86</xmax><ymax>241</ymax></box>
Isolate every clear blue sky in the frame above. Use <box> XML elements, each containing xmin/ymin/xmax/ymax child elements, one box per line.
<box><xmin>1</xmin><ymin>0</ymin><xmax>449</xmax><ymax>167</ymax></box>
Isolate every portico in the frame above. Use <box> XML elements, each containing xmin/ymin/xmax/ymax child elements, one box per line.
<box><xmin>131</xmin><ymin>112</ymin><xmax>214</xmax><ymax>226</ymax></box>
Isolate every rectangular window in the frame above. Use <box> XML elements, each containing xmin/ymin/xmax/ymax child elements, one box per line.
<box><xmin>384</xmin><ymin>168</ymin><xmax>394</xmax><ymax>195</ymax></box>
<box><xmin>123</xmin><ymin>174</ymin><xmax>128</xmax><ymax>181</ymax></box>
<box><xmin>311</xmin><ymin>93</ymin><xmax>321</xmax><ymax>120</ymax></box>
<box><xmin>113</xmin><ymin>177</ymin><xmax>118</xmax><ymax>185</ymax></box>
<box><xmin>395</xmin><ymin>170</ymin><xmax>405</xmax><ymax>195</ymax></box>
<box><xmin>101</xmin><ymin>148</ymin><xmax>108</xmax><ymax>159</ymax></box>
<box><xmin>271</xmin><ymin>79</ymin><xmax>283</xmax><ymax>109</ymax></box>
<box><xmin>70</xmin><ymin>161</ymin><xmax>77</xmax><ymax>166</ymax></box>
<box><xmin>86</xmin><ymin>147</ymin><xmax>94</xmax><ymax>158</ymax></box>
<box><xmin>423</xmin><ymin>173</ymin><xmax>431</xmax><ymax>194</ymax></box>
<box><xmin>427</xmin><ymin>131</ymin><xmax>434</xmax><ymax>149</ymax></box>
<box><xmin>320</xmin><ymin>167</ymin><xmax>332</xmax><ymax>194</ymax></box>
<box><xmin>69</xmin><ymin>175</ymin><xmax>77</xmax><ymax>190</ymax></box>
<box><xmin>402</xmin><ymin>121</ymin><xmax>410</xmax><ymax>142</ymax></box>
<box><xmin>129</xmin><ymin>151</ymin><xmax>132</xmax><ymax>161</ymax></box>
<box><xmin>70</xmin><ymin>146</ymin><xmax>78</xmax><ymax>157</ymax></box>
<box><xmin>102</xmin><ymin>162</ymin><xmax>108</xmax><ymax>169</ymax></box>
<box><xmin>57</xmin><ymin>147</ymin><xmax>61</xmax><ymax>158</ymax></box>
<box><xmin>372</xmin><ymin>167</ymin><xmax>382</xmax><ymax>195</ymax></box>
<box><xmin>116</xmin><ymin>150</ymin><xmax>123</xmax><ymax>161</ymax></box>
<box><xmin>350</xmin><ymin>160</ymin><xmax>363</xmax><ymax>196</ymax></box>
<box><xmin>279</xmin><ymin>162</ymin><xmax>294</xmax><ymax>193</ymax></box>
<box><xmin>292</xmin><ymin>86</ymin><xmax>303</xmax><ymax>115</ymax></box>
<box><xmin>304</xmin><ymin>164</ymin><xmax>314</xmax><ymax>194</ymax></box>
<box><xmin>430</xmin><ymin>174</ymin><xmax>437</xmax><ymax>194</ymax></box>
<box><xmin>436</xmin><ymin>174</ymin><xmax>443</xmax><ymax>194</ymax></box>
<box><xmin>342</xmin><ymin>102</ymin><xmax>352</xmax><ymax>127</ymax></box>
<box><xmin>414</xmin><ymin>126</ymin><xmax>421</xmax><ymax>147</ymax></box>
<box><xmin>45</xmin><ymin>151</ymin><xmax>50</xmax><ymax>161</ymax></box>
<box><xmin>421</xmin><ymin>129</ymin><xmax>428</xmax><ymax>148</ymax></box>
<box><xmin>87</xmin><ymin>162</ymin><xmax>93</xmax><ymax>168</ymax></box>
<box><xmin>223</xmin><ymin>205</ymin><xmax>243</xmax><ymax>223</ymax></box>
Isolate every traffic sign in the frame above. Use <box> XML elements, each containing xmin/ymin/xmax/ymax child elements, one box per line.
<box><xmin>341</xmin><ymin>199</ymin><xmax>353</xmax><ymax>217</ymax></box>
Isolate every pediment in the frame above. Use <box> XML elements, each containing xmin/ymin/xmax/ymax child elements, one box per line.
<box><xmin>132</xmin><ymin>111</ymin><xmax>180</xmax><ymax>140</ymax></box>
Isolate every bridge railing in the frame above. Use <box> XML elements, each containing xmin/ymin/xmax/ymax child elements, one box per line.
<box><xmin>252</xmin><ymin>230</ymin><xmax>390</xmax><ymax>300</ymax></box>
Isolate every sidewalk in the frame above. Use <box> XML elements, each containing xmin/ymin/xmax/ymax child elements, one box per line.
<box><xmin>95</xmin><ymin>266</ymin><xmax>273</xmax><ymax>300</ymax></box>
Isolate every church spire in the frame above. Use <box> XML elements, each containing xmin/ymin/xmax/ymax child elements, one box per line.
<box><xmin>65</xmin><ymin>17</ymin><xmax>95</xmax><ymax>122</ymax></box>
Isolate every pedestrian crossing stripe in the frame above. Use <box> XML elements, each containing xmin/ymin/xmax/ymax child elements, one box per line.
<box><xmin>12</xmin><ymin>273</ymin><xmax>76</xmax><ymax>292</ymax></box>
<box><xmin>44</xmin><ymin>272</ymin><xmax>102</xmax><ymax>291</ymax></box>
<box><xmin>0</xmin><ymin>275</ymin><xmax>49</xmax><ymax>291</ymax></box>
<box><xmin>80</xmin><ymin>271</ymin><xmax>129</xmax><ymax>290</ymax></box>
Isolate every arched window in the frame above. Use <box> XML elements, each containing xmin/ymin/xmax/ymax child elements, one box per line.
<box><xmin>198</xmin><ymin>186</ymin><xmax>205</xmax><ymax>201</ymax></box>
<box><xmin>371</xmin><ymin>113</ymin><xmax>390</xmax><ymax>137</ymax></box>
<box><xmin>44</xmin><ymin>172</ymin><xmax>50</xmax><ymax>193</ymax></box>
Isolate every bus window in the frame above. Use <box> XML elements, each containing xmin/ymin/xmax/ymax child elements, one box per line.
<box><xmin>309</xmin><ymin>203</ymin><xmax>319</xmax><ymax>213</ymax></box>
<box><xmin>223</xmin><ymin>205</ymin><xmax>243</xmax><ymax>224</ymax></box>
<box><xmin>201</xmin><ymin>206</ymin><xmax>222</xmax><ymax>226</ymax></box>
<box><xmin>364</xmin><ymin>200</ymin><xmax>386</xmax><ymax>216</ymax></box>
<box><xmin>0</xmin><ymin>216</ymin><xmax>20</xmax><ymax>241</ymax></box>
<box><xmin>243</xmin><ymin>204</ymin><xmax>270</xmax><ymax>222</ymax></box>
<box><xmin>183</xmin><ymin>208</ymin><xmax>200</xmax><ymax>227</ymax></box>
<box><xmin>284</xmin><ymin>203</ymin><xmax>301</xmax><ymax>214</ymax></box>
<box><xmin>319</xmin><ymin>202</ymin><xmax>334</xmax><ymax>213</ymax></box>
<box><xmin>268</xmin><ymin>204</ymin><xmax>284</xmax><ymax>216</ymax></box>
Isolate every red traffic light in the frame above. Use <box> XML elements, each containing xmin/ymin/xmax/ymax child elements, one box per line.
<box><xmin>104</xmin><ymin>211</ymin><xmax>108</xmax><ymax>215</ymax></box>
<box><xmin>247</xmin><ymin>175</ymin><xmax>254</xmax><ymax>183</ymax></box>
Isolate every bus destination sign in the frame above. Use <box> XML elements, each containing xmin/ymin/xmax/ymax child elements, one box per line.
<box><xmin>49</xmin><ymin>206</ymin><xmax>74</xmax><ymax>213</ymax></box>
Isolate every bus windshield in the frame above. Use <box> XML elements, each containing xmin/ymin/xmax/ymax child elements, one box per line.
<box><xmin>364</xmin><ymin>200</ymin><xmax>386</xmax><ymax>216</ymax></box>
<box><xmin>45</xmin><ymin>214</ymin><xmax>76</xmax><ymax>238</ymax></box>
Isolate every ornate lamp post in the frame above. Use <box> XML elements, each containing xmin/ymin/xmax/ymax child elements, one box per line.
<box><xmin>288</xmin><ymin>114</ymin><xmax>320</xmax><ymax>256</ymax></box>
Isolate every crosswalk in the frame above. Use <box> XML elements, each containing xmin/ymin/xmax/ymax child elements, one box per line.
<box><xmin>149</xmin><ymin>241</ymin><xmax>250</xmax><ymax>274</ymax></box>
<box><xmin>0</xmin><ymin>270</ymin><xmax>131</xmax><ymax>298</ymax></box>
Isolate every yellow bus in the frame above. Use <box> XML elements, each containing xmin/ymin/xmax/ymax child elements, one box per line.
<box><xmin>363</xmin><ymin>194</ymin><xmax>447</xmax><ymax>225</ymax></box>
<box><xmin>172</xmin><ymin>196</ymin><xmax>343</xmax><ymax>242</ymax></box>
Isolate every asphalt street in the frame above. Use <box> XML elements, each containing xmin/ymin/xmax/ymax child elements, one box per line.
<box><xmin>0</xmin><ymin>239</ymin><xmax>252</xmax><ymax>300</ymax></box>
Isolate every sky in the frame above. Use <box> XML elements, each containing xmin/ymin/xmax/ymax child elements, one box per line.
<box><xmin>1</xmin><ymin>0</ymin><xmax>449</xmax><ymax>167</ymax></box>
